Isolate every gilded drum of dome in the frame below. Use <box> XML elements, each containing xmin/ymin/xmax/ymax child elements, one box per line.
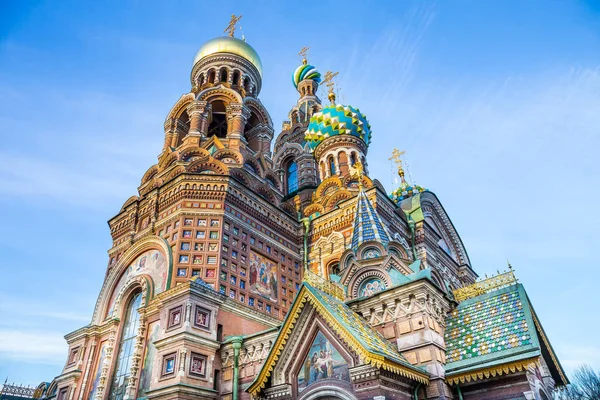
<box><xmin>193</xmin><ymin>36</ymin><xmax>263</xmax><ymax>76</ymax></box>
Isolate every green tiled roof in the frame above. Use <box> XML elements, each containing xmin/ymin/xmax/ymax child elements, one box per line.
<box><xmin>445</xmin><ymin>283</ymin><xmax>540</xmax><ymax>374</ymax></box>
<box><xmin>304</xmin><ymin>283</ymin><xmax>419</xmax><ymax>371</ymax></box>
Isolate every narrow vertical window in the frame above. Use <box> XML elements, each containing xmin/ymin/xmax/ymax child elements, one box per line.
<box><xmin>109</xmin><ymin>291</ymin><xmax>142</xmax><ymax>400</ymax></box>
<box><xmin>287</xmin><ymin>161</ymin><xmax>298</xmax><ymax>194</ymax></box>
<box><xmin>328</xmin><ymin>156</ymin><xmax>336</xmax><ymax>176</ymax></box>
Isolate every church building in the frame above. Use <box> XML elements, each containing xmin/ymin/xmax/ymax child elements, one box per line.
<box><xmin>32</xmin><ymin>19</ymin><xmax>567</xmax><ymax>400</ymax></box>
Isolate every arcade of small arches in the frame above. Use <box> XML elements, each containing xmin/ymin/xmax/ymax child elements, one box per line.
<box><xmin>318</xmin><ymin>149</ymin><xmax>363</xmax><ymax>181</ymax></box>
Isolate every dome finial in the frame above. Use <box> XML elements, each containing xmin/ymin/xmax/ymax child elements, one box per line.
<box><xmin>388</xmin><ymin>149</ymin><xmax>427</xmax><ymax>204</ymax></box>
<box><xmin>322</xmin><ymin>70</ymin><xmax>339</xmax><ymax>105</ymax></box>
<box><xmin>224</xmin><ymin>14</ymin><xmax>242</xmax><ymax>37</ymax></box>
<box><xmin>389</xmin><ymin>148</ymin><xmax>407</xmax><ymax>183</ymax></box>
<box><xmin>298</xmin><ymin>46</ymin><xmax>310</xmax><ymax>66</ymax></box>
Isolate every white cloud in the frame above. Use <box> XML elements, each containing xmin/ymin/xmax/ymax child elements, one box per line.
<box><xmin>0</xmin><ymin>330</ymin><xmax>67</xmax><ymax>364</ymax></box>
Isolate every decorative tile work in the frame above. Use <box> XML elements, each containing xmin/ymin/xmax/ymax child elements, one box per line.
<box><xmin>445</xmin><ymin>284</ymin><xmax>532</xmax><ymax>365</ymax></box>
<box><xmin>351</xmin><ymin>190</ymin><xmax>390</xmax><ymax>250</ymax></box>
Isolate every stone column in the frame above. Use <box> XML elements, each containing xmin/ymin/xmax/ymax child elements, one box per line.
<box><xmin>226</xmin><ymin>103</ymin><xmax>250</xmax><ymax>151</ymax></box>
<box><xmin>163</xmin><ymin>119</ymin><xmax>176</xmax><ymax>150</ymax></box>
<box><xmin>183</xmin><ymin>100</ymin><xmax>208</xmax><ymax>147</ymax></box>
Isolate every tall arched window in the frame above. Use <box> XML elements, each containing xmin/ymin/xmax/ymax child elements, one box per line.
<box><xmin>286</xmin><ymin>161</ymin><xmax>298</xmax><ymax>194</ymax></box>
<box><xmin>350</xmin><ymin>152</ymin><xmax>358</xmax><ymax>166</ymax></box>
<box><xmin>328</xmin><ymin>156</ymin><xmax>336</xmax><ymax>176</ymax></box>
<box><xmin>109</xmin><ymin>291</ymin><xmax>143</xmax><ymax>400</ymax></box>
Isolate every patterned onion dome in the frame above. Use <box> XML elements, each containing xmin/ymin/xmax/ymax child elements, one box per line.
<box><xmin>389</xmin><ymin>181</ymin><xmax>427</xmax><ymax>204</ymax></box>
<box><xmin>293</xmin><ymin>63</ymin><xmax>321</xmax><ymax>88</ymax></box>
<box><xmin>193</xmin><ymin>36</ymin><xmax>263</xmax><ymax>76</ymax></box>
<box><xmin>304</xmin><ymin>104</ymin><xmax>372</xmax><ymax>150</ymax></box>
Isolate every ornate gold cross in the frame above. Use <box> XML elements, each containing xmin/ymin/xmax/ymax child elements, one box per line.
<box><xmin>224</xmin><ymin>14</ymin><xmax>242</xmax><ymax>37</ymax></box>
<box><xmin>322</xmin><ymin>70</ymin><xmax>338</xmax><ymax>92</ymax></box>
<box><xmin>298</xmin><ymin>46</ymin><xmax>310</xmax><ymax>64</ymax></box>
<box><xmin>388</xmin><ymin>149</ymin><xmax>406</xmax><ymax>171</ymax></box>
<box><xmin>322</xmin><ymin>70</ymin><xmax>339</xmax><ymax>103</ymax></box>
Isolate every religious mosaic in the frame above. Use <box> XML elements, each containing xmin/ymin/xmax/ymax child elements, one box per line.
<box><xmin>359</xmin><ymin>278</ymin><xmax>386</xmax><ymax>297</ymax></box>
<box><xmin>249</xmin><ymin>251</ymin><xmax>278</xmax><ymax>301</ymax></box>
<box><xmin>297</xmin><ymin>331</ymin><xmax>349</xmax><ymax>392</ymax></box>
<box><xmin>106</xmin><ymin>249</ymin><xmax>168</xmax><ymax>317</ymax></box>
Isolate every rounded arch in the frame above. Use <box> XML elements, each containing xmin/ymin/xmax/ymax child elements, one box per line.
<box><xmin>219</xmin><ymin>67</ymin><xmax>228</xmax><ymax>83</ymax></box>
<box><xmin>165</xmin><ymin>92</ymin><xmax>195</xmax><ymax>121</ymax></box>
<box><xmin>120</xmin><ymin>195</ymin><xmax>139</xmax><ymax>212</ymax></box>
<box><xmin>140</xmin><ymin>165</ymin><xmax>159</xmax><ymax>185</ymax></box>
<box><xmin>299</xmin><ymin>386</ymin><xmax>358</xmax><ymax>400</ymax></box>
<box><xmin>187</xmin><ymin>158</ymin><xmax>229</xmax><ymax>175</ymax></box>
<box><xmin>92</xmin><ymin>237</ymin><xmax>172</xmax><ymax>325</ymax></box>
<box><xmin>179</xmin><ymin>147</ymin><xmax>211</xmax><ymax>162</ymax></box>
<box><xmin>232</xmin><ymin>69</ymin><xmax>241</xmax><ymax>86</ymax></box>
<box><xmin>244</xmin><ymin>97</ymin><xmax>273</xmax><ymax>127</ymax></box>
<box><xmin>264</xmin><ymin>170</ymin><xmax>282</xmax><ymax>191</ymax></box>
<box><xmin>213</xmin><ymin>148</ymin><xmax>243</xmax><ymax>165</ymax></box>
<box><xmin>387</xmin><ymin>241</ymin><xmax>409</xmax><ymax>259</ymax></box>
<box><xmin>348</xmin><ymin>269</ymin><xmax>392</xmax><ymax>299</ymax></box>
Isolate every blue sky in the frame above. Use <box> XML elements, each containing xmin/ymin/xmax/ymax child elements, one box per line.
<box><xmin>1</xmin><ymin>0</ymin><xmax>599</xmax><ymax>386</ymax></box>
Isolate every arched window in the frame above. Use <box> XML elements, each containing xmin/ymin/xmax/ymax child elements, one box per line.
<box><xmin>329</xmin><ymin>262</ymin><xmax>340</xmax><ymax>276</ymax></box>
<box><xmin>328</xmin><ymin>156</ymin><xmax>336</xmax><ymax>176</ymax></box>
<box><xmin>109</xmin><ymin>291</ymin><xmax>142</xmax><ymax>400</ymax></box>
<box><xmin>232</xmin><ymin>70</ymin><xmax>240</xmax><ymax>86</ymax></box>
<box><xmin>208</xmin><ymin>69</ymin><xmax>216</xmax><ymax>84</ymax></box>
<box><xmin>219</xmin><ymin>68</ymin><xmax>228</xmax><ymax>82</ymax></box>
<box><xmin>286</xmin><ymin>161</ymin><xmax>298</xmax><ymax>194</ymax></box>
<box><xmin>350</xmin><ymin>152</ymin><xmax>358</xmax><ymax>166</ymax></box>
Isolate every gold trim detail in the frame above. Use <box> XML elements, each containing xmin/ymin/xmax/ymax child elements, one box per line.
<box><xmin>530</xmin><ymin>310</ymin><xmax>568</xmax><ymax>385</ymax></box>
<box><xmin>453</xmin><ymin>270</ymin><xmax>517</xmax><ymax>302</ymax></box>
<box><xmin>303</xmin><ymin>269</ymin><xmax>344</xmax><ymax>301</ymax></box>
<box><xmin>248</xmin><ymin>286</ymin><xmax>429</xmax><ymax>396</ymax></box>
<box><xmin>446</xmin><ymin>357</ymin><xmax>537</xmax><ymax>385</ymax></box>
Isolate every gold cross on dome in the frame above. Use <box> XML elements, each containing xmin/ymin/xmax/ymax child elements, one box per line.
<box><xmin>389</xmin><ymin>149</ymin><xmax>406</xmax><ymax>169</ymax></box>
<box><xmin>224</xmin><ymin>14</ymin><xmax>242</xmax><ymax>37</ymax></box>
<box><xmin>298</xmin><ymin>46</ymin><xmax>310</xmax><ymax>64</ymax></box>
<box><xmin>389</xmin><ymin>148</ymin><xmax>407</xmax><ymax>181</ymax></box>
<box><xmin>322</xmin><ymin>70</ymin><xmax>338</xmax><ymax>92</ymax></box>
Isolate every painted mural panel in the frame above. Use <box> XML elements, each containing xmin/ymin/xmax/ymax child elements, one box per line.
<box><xmin>106</xmin><ymin>249</ymin><xmax>168</xmax><ymax>318</ymax></box>
<box><xmin>88</xmin><ymin>341</ymin><xmax>107</xmax><ymax>400</ymax></box>
<box><xmin>249</xmin><ymin>251</ymin><xmax>278</xmax><ymax>301</ymax></box>
<box><xmin>137</xmin><ymin>321</ymin><xmax>160</xmax><ymax>398</ymax></box>
<box><xmin>297</xmin><ymin>331</ymin><xmax>349</xmax><ymax>392</ymax></box>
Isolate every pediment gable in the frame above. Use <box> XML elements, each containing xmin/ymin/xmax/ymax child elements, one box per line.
<box><xmin>248</xmin><ymin>283</ymin><xmax>428</xmax><ymax>397</ymax></box>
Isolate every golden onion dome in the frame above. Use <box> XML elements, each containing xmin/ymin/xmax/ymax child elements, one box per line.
<box><xmin>192</xmin><ymin>36</ymin><xmax>263</xmax><ymax>77</ymax></box>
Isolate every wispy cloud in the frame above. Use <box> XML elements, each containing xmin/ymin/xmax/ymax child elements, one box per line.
<box><xmin>0</xmin><ymin>330</ymin><xmax>67</xmax><ymax>364</ymax></box>
<box><xmin>0</xmin><ymin>293</ymin><xmax>90</xmax><ymax>324</ymax></box>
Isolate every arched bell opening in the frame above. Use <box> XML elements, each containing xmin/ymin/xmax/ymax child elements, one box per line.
<box><xmin>208</xmin><ymin>100</ymin><xmax>227</xmax><ymax>138</ymax></box>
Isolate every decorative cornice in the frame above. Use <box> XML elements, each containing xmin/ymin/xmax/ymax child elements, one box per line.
<box><xmin>453</xmin><ymin>270</ymin><xmax>517</xmax><ymax>302</ymax></box>
<box><xmin>446</xmin><ymin>357</ymin><xmax>537</xmax><ymax>385</ymax></box>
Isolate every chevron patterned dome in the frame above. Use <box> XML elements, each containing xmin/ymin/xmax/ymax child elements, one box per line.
<box><xmin>293</xmin><ymin>63</ymin><xmax>321</xmax><ymax>88</ymax></box>
<box><xmin>304</xmin><ymin>104</ymin><xmax>372</xmax><ymax>150</ymax></box>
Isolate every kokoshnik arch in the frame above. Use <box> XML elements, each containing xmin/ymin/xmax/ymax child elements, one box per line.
<box><xmin>24</xmin><ymin>18</ymin><xmax>567</xmax><ymax>400</ymax></box>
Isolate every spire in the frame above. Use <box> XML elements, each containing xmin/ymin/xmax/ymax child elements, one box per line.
<box><xmin>351</xmin><ymin>188</ymin><xmax>391</xmax><ymax>250</ymax></box>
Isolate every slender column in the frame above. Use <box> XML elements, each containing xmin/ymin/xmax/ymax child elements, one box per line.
<box><xmin>78</xmin><ymin>339</ymin><xmax>98</xmax><ymax>400</ymax></box>
<box><xmin>182</xmin><ymin>100</ymin><xmax>208</xmax><ymax>147</ymax></box>
<box><xmin>230</xmin><ymin>336</ymin><xmax>244</xmax><ymax>400</ymax></box>
<box><xmin>226</xmin><ymin>104</ymin><xmax>250</xmax><ymax>151</ymax></box>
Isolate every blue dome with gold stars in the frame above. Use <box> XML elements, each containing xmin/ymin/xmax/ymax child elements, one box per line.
<box><xmin>293</xmin><ymin>63</ymin><xmax>321</xmax><ymax>88</ymax></box>
<box><xmin>304</xmin><ymin>104</ymin><xmax>372</xmax><ymax>150</ymax></box>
